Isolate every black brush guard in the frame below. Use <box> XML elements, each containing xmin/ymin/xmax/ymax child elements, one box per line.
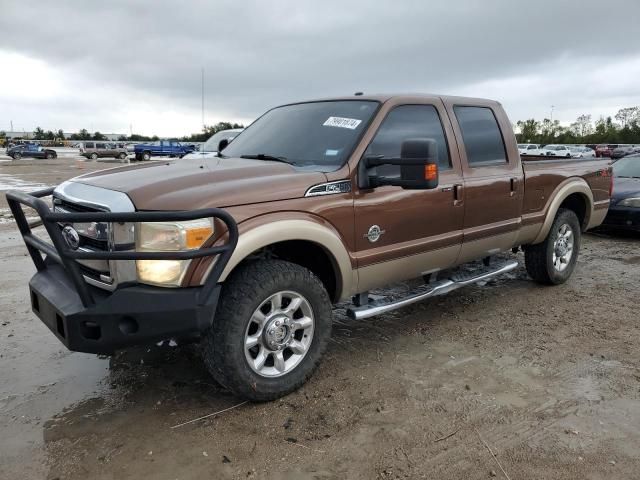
<box><xmin>6</xmin><ymin>186</ymin><xmax>238</xmax><ymax>353</ymax></box>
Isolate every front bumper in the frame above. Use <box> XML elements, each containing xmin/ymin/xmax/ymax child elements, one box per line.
<box><xmin>6</xmin><ymin>187</ymin><xmax>238</xmax><ymax>355</ymax></box>
<box><xmin>602</xmin><ymin>206</ymin><xmax>640</xmax><ymax>231</ymax></box>
<box><xmin>30</xmin><ymin>261</ymin><xmax>221</xmax><ymax>354</ymax></box>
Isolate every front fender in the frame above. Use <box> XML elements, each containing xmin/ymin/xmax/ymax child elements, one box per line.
<box><xmin>217</xmin><ymin>214</ymin><xmax>356</xmax><ymax>301</ymax></box>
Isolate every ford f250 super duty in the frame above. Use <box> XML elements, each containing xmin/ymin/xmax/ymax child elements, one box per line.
<box><xmin>7</xmin><ymin>94</ymin><xmax>611</xmax><ymax>401</ymax></box>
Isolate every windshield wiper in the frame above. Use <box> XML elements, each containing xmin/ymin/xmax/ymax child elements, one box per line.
<box><xmin>240</xmin><ymin>154</ymin><xmax>293</xmax><ymax>165</ymax></box>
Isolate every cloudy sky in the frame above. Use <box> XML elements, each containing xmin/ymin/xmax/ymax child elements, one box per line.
<box><xmin>1</xmin><ymin>0</ymin><xmax>639</xmax><ymax>136</ymax></box>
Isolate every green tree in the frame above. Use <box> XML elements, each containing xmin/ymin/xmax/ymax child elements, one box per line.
<box><xmin>615</xmin><ymin>107</ymin><xmax>639</xmax><ymax>128</ymax></box>
<box><xmin>33</xmin><ymin>127</ymin><xmax>45</xmax><ymax>140</ymax></box>
<box><xmin>92</xmin><ymin>131</ymin><xmax>106</xmax><ymax>140</ymax></box>
<box><xmin>56</xmin><ymin>129</ymin><xmax>65</xmax><ymax>140</ymax></box>
<box><xmin>516</xmin><ymin>119</ymin><xmax>540</xmax><ymax>143</ymax></box>
<box><xmin>570</xmin><ymin>114</ymin><xmax>592</xmax><ymax>137</ymax></box>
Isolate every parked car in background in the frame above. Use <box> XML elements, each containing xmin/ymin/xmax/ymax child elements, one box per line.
<box><xmin>595</xmin><ymin>144</ymin><xmax>618</xmax><ymax>158</ymax></box>
<box><xmin>602</xmin><ymin>154</ymin><xmax>640</xmax><ymax>231</ymax></box>
<box><xmin>541</xmin><ymin>144</ymin><xmax>572</xmax><ymax>157</ymax></box>
<box><xmin>133</xmin><ymin>140</ymin><xmax>196</xmax><ymax>161</ymax></box>
<box><xmin>80</xmin><ymin>141</ymin><xmax>128</xmax><ymax>160</ymax></box>
<box><xmin>182</xmin><ymin>129</ymin><xmax>244</xmax><ymax>160</ymax></box>
<box><xmin>518</xmin><ymin>143</ymin><xmax>542</xmax><ymax>155</ymax></box>
<box><xmin>6</xmin><ymin>143</ymin><xmax>57</xmax><ymax>160</ymax></box>
<box><xmin>569</xmin><ymin>146</ymin><xmax>596</xmax><ymax>158</ymax></box>
<box><xmin>611</xmin><ymin>146</ymin><xmax>636</xmax><ymax>160</ymax></box>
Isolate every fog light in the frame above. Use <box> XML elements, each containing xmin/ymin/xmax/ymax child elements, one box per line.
<box><xmin>136</xmin><ymin>259</ymin><xmax>185</xmax><ymax>286</ymax></box>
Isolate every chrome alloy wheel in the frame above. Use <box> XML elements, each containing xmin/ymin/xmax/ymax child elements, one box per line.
<box><xmin>244</xmin><ymin>290</ymin><xmax>315</xmax><ymax>378</ymax></box>
<box><xmin>552</xmin><ymin>223</ymin><xmax>574</xmax><ymax>272</ymax></box>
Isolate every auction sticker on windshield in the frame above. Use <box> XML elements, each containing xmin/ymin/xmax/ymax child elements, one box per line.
<box><xmin>323</xmin><ymin>117</ymin><xmax>362</xmax><ymax>130</ymax></box>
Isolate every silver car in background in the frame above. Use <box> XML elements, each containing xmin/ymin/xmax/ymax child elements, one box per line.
<box><xmin>569</xmin><ymin>146</ymin><xmax>596</xmax><ymax>158</ymax></box>
<box><xmin>182</xmin><ymin>129</ymin><xmax>244</xmax><ymax>159</ymax></box>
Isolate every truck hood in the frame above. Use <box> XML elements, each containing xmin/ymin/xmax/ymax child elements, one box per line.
<box><xmin>72</xmin><ymin>157</ymin><xmax>327</xmax><ymax>210</ymax></box>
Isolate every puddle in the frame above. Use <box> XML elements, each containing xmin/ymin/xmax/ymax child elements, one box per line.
<box><xmin>0</xmin><ymin>173</ymin><xmax>51</xmax><ymax>192</ymax></box>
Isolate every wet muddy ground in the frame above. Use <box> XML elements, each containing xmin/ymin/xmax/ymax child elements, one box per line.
<box><xmin>1</xmin><ymin>159</ymin><xmax>639</xmax><ymax>479</ymax></box>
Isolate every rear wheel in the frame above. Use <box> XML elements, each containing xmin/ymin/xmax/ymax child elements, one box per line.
<box><xmin>90</xmin><ymin>153</ymin><xmax>98</xmax><ymax>160</ymax></box>
<box><xmin>525</xmin><ymin>208</ymin><xmax>581</xmax><ymax>285</ymax></box>
<box><xmin>118</xmin><ymin>152</ymin><xmax>127</xmax><ymax>159</ymax></box>
<box><xmin>12</xmin><ymin>152</ymin><xmax>21</xmax><ymax>160</ymax></box>
<box><xmin>45</xmin><ymin>151</ymin><xmax>54</xmax><ymax>159</ymax></box>
<box><xmin>202</xmin><ymin>260</ymin><xmax>332</xmax><ymax>401</ymax></box>
<box><xmin>142</xmin><ymin>151</ymin><xmax>151</xmax><ymax>161</ymax></box>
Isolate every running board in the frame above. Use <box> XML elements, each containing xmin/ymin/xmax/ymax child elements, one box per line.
<box><xmin>346</xmin><ymin>260</ymin><xmax>519</xmax><ymax>320</ymax></box>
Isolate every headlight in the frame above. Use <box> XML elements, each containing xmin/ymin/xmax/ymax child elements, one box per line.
<box><xmin>136</xmin><ymin>219</ymin><xmax>213</xmax><ymax>287</ymax></box>
<box><xmin>617</xmin><ymin>197</ymin><xmax>640</xmax><ymax>208</ymax></box>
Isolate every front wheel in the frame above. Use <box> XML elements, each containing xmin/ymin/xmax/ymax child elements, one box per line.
<box><xmin>142</xmin><ymin>151</ymin><xmax>151</xmax><ymax>161</ymax></box>
<box><xmin>90</xmin><ymin>153</ymin><xmax>98</xmax><ymax>160</ymax></box>
<box><xmin>524</xmin><ymin>208</ymin><xmax>581</xmax><ymax>285</ymax></box>
<box><xmin>12</xmin><ymin>152</ymin><xmax>21</xmax><ymax>160</ymax></box>
<box><xmin>202</xmin><ymin>260</ymin><xmax>332</xmax><ymax>401</ymax></box>
<box><xmin>118</xmin><ymin>152</ymin><xmax>127</xmax><ymax>160</ymax></box>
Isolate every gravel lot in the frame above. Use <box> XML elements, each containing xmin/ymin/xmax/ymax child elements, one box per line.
<box><xmin>1</xmin><ymin>159</ymin><xmax>639</xmax><ymax>480</ymax></box>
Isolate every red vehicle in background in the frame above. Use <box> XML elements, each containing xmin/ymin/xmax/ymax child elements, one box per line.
<box><xmin>595</xmin><ymin>144</ymin><xmax>618</xmax><ymax>158</ymax></box>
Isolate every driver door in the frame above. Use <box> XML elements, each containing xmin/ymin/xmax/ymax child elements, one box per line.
<box><xmin>353</xmin><ymin>98</ymin><xmax>465</xmax><ymax>292</ymax></box>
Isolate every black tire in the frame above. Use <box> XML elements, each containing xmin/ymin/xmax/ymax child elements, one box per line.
<box><xmin>134</xmin><ymin>153</ymin><xmax>141</xmax><ymax>161</ymax></box>
<box><xmin>202</xmin><ymin>259</ymin><xmax>333</xmax><ymax>401</ymax></box>
<box><xmin>90</xmin><ymin>153</ymin><xmax>98</xmax><ymax>160</ymax></box>
<box><xmin>524</xmin><ymin>208</ymin><xmax>581</xmax><ymax>285</ymax></box>
<box><xmin>142</xmin><ymin>151</ymin><xmax>151</xmax><ymax>161</ymax></box>
<box><xmin>12</xmin><ymin>152</ymin><xmax>21</xmax><ymax>160</ymax></box>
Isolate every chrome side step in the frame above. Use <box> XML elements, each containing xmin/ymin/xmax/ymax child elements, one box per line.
<box><xmin>346</xmin><ymin>260</ymin><xmax>519</xmax><ymax>320</ymax></box>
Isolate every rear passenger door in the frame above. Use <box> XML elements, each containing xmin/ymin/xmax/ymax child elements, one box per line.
<box><xmin>444</xmin><ymin>101</ymin><xmax>524</xmax><ymax>263</ymax></box>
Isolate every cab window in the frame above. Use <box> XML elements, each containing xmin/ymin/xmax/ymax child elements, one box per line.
<box><xmin>365</xmin><ymin>104</ymin><xmax>451</xmax><ymax>177</ymax></box>
<box><xmin>454</xmin><ymin>106</ymin><xmax>507</xmax><ymax>165</ymax></box>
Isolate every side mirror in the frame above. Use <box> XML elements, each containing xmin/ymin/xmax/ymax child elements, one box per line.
<box><xmin>218</xmin><ymin>138</ymin><xmax>229</xmax><ymax>152</ymax></box>
<box><xmin>359</xmin><ymin>138</ymin><xmax>439</xmax><ymax>190</ymax></box>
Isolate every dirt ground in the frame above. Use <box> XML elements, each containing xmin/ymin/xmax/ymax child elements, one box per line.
<box><xmin>1</xmin><ymin>158</ymin><xmax>639</xmax><ymax>480</ymax></box>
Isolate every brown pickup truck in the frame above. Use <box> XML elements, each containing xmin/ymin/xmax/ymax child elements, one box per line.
<box><xmin>7</xmin><ymin>94</ymin><xmax>611</xmax><ymax>401</ymax></box>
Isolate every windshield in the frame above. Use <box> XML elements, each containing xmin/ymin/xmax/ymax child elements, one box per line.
<box><xmin>202</xmin><ymin>130</ymin><xmax>242</xmax><ymax>152</ymax></box>
<box><xmin>612</xmin><ymin>156</ymin><xmax>640</xmax><ymax>178</ymax></box>
<box><xmin>221</xmin><ymin>100</ymin><xmax>379</xmax><ymax>171</ymax></box>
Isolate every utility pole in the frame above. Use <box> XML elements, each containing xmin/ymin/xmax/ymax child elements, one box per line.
<box><xmin>201</xmin><ymin>67</ymin><xmax>205</xmax><ymax>131</ymax></box>
<box><xmin>10</xmin><ymin>120</ymin><xmax>13</xmax><ymax>132</ymax></box>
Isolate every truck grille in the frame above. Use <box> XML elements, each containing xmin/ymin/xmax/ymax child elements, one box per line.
<box><xmin>53</xmin><ymin>196</ymin><xmax>112</xmax><ymax>283</ymax></box>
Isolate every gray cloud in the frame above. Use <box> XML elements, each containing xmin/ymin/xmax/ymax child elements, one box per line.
<box><xmin>1</xmin><ymin>0</ymin><xmax>639</xmax><ymax>134</ymax></box>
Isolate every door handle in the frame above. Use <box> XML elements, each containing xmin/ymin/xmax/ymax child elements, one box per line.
<box><xmin>453</xmin><ymin>183</ymin><xmax>464</xmax><ymax>206</ymax></box>
<box><xmin>510</xmin><ymin>177</ymin><xmax>518</xmax><ymax>197</ymax></box>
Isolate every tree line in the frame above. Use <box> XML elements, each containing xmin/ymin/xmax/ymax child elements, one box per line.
<box><xmin>0</xmin><ymin>121</ymin><xmax>244</xmax><ymax>144</ymax></box>
<box><xmin>516</xmin><ymin>107</ymin><xmax>640</xmax><ymax>145</ymax></box>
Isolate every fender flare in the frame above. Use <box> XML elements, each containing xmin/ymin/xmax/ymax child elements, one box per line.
<box><xmin>532</xmin><ymin>178</ymin><xmax>594</xmax><ymax>244</ymax></box>
<box><xmin>218</xmin><ymin>217</ymin><xmax>356</xmax><ymax>301</ymax></box>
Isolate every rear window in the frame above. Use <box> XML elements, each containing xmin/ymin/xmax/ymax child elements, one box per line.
<box><xmin>453</xmin><ymin>106</ymin><xmax>507</xmax><ymax>165</ymax></box>
<box><xmin>85</xmin><ymin>142</ymin><xmax>94</xmax><ymax>148</ymax></box>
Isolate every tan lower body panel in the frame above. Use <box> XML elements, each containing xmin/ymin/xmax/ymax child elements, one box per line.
<box><xmin>356</xmin><ymin>231</ymin><xmax>521</xmax><ymax>293</ymax></box>
<box><xmin>356</xmin><ymin>245</ymin><xmax>460</xmax><ymax>293</ymax></box>
<box><xmin>587</xmin><ymin>201</ymin><xmax>609</xmax><ymax>229</ymax></box>
<box><xmin>456</xmin><ymin>231</ymin><xmax>518</xmax><ymax>265</ymax></box>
